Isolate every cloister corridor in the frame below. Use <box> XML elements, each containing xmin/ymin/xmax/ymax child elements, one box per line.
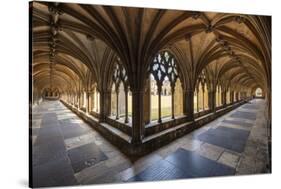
<box><xmin>30</xmin><ymin>2</ymin><xmax>271</xmax><ymax>187</ymax></box>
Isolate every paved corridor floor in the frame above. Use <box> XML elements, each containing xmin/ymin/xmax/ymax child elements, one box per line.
<box><xmin>31</xmin><ymin>99</ymin><xmax>269</xmax><ymax>187</ymax></box>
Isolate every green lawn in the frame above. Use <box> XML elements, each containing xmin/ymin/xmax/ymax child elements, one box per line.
<box><xmin>128</xmin><ymin>107</ymin><xmax>171</xmax><ymax>120</ymax></box>
<box><xmin>151</xmin><ymin>107</ymin><xmax>171</xmax><ymax>120</ymax></box>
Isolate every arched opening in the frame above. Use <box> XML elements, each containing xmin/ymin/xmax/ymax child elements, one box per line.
<box><xmin>255</xmin><ymin>87</ymin><xmax>263</xmax><ymax>97</ymax></box>
<box><xmin>194</xmin><ymin>71</ymin><xmax>209</xmax><ymax>113</ymax></box>
<box><xmin>149</xmin><ymin>51</ymin><xmax>182</xmax><ymax>123</ymax></box>
<box><xmin>226</xmin><ymin>88</ymin><xmax>231</xmax><ymax>104</ymax></box>
<box><xmin>83</xmin><ymin>91</ymin><xmax>87</xmax><ymax>108</ymax></box>
<box><xmin>42</xmin><ymin>87</ymin><xmax>60</xmax><ymax>100</ymax></box>
<box><xmin>174</xmin><ymin>79</ymin><xmax>183</xmax><ymax>116</ymax></box>
<box><xmin>203</xmin><ymin>84</ymin><xmax>209</xmax><ymax>110</ymax></box>
<box><xmin>161</xmin><ymin>76</ymin><xmax>172</xmax><ymax>118</ymax></box>
<box><xmin>119</xmin><ymin>82</ymin><xmax>126</xmax><ymax>118</ymax></box>
<box><xmin>194</xmin><ymin>89</ymin><xmax>198</xmax><ymax>113</ymax></box>
<box><xmin>91</xmin><ymin>86</ymin><xmax>100</xmax><ymax>113</ymax></box>
<box><xmin>216</xmin><ymin>84</ymin><xmax>222</xmax><ymax>107</ymax></box>
<box><xmin>110</xmin><ymin>61</ymin><xmax>130</xmax><ymax>123</ymax></box>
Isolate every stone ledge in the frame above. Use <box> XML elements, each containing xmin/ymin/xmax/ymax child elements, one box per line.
<box><xmin>61</xmin><ymin>101</ymin><xmax>132</xmax><ymax>154</ymax></box>
<box><xmin>105</xmin><ymin>117</ymin><xmax>132</xmax><ymax>136</ymax></box>
<box><xmin>60</xmin><ymin>99</ymin><xmax>250</xmax><ymax>156</ymax></box>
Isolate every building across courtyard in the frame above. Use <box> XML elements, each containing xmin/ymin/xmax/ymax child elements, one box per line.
<box><xmin>30</xmin><ymin>1</ymin><xmax>271</xmax><ymax>188</ymax></box>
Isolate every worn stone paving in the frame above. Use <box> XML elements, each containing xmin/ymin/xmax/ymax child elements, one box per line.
<box><xmin>31</xmin><ymin>99</ymin><xmax>269</xmax><ymax>187</ymax></box>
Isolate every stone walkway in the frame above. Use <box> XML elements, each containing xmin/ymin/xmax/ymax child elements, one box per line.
<box><xmin>31</xmin><ymin>99</ymin><xmax>269</xmax><ymax>187</ymax></box>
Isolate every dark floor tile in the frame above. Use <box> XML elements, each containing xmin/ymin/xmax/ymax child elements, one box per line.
<box><xmin>61</xmin><ymin>124</ymin><xmax>90</xmax><ymax>139</ymax></box>
<box><xmin>197</xmin><ymin>127</ymin><xmax>250</xmax><ymax>153</ymax></box>
<box><xmin>41</xmin><ymin>113</ymin><xmax>59</xmax><ymax>127</ymax></box>
<box><xmin>129</xmin><ymin>148</ymin><xmax>235</xmax><ymax>182</ymax></box>
<box><xmin>222</xmin><ymin>119</ymin><xmax>253</xmax><ymax>127</ymax></box>
<box><xmin>32</xmin><ymin>138</ymin><xmax>67</xmax><ymax>166</ymax></box>
<box><xmin>67</xmin><ymin>142</ymin><xmax>108</xmax><ymax>173</ymax></box>
<box><xmin>127</xmin><ymin>159</ymin><xmax>191</xmax><ymax>182</ymax></box>
<box><xmin>37</xmin><ymin>126</ymin><xmax>62</xmax><ymax>140</ymax></box>
<box><xmin>166</xmin><ymin>148</ymin><xmax>235</xmax><ymax>177</ymax></box>
<box><xmin>32</xmin><ymin>155</ymin><xmax>78</xmax><ymax>187</ymax></box>
<box><xmin>210</xmin><ymin>163</ymin><xmax>236</xmax><ymax>176</ymax></box>
<box><xmin>230</xmin><ymin>111</ymin><xmax>256</xmax><ymax>121</ymax></box>
<box><xmin>165</xmin><ymin>148</ymin><xmax>213</xmax><ymax>177</ymax></box>
<box><xmin>243</xmin><ymin>104</ymin><xmax>258</xmax><ymax>110</ymax></box>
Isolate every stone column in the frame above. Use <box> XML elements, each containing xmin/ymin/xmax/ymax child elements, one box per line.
<box><xmin>183</xmin><ymin>89</ymin><xmax>194</xmax><ymax>121</ymax></box>
<box><xmin>208</xmin><ymin>90</ymin><xmax>216</xmax><ymax>112</ymax></box>
<box><xmin>77</xmin><ymin>92</ymin><xmax>81</xmax><ymax>109</ymax></box>
<box><xmin>143</xmin><ymin>79</ymin><xmax>151</xmax><ymax>124</ymax></box>
<box><xmin>124</xmin><ymin>87</ymin><xmax>129</xmax><ymax>123</ymax></box>
<box><xmin>88</xmin><ymin>91</ymin><xmax>92</xmax><ymax>112</ymax></box>
<box><xmin>99</xmin><ymin>89</ymin><xmax>111</xmax><ymax>122</ymax></box>
<box><xmin>222</xmin><ymin>90</ymin><xmax>227</xmax><ymax>107</ymax></box>
<box><xmin>86</xmin><ymin>91</ymin><xmax>90</xmax><ymax>114</ymax></box>
<box><xmin>72</xmin><ymin>93</ymin><xmax>75</xmax><ymax>105</ymax></box>
<box><xmin>131</xmin><ymin>90</ymin><xmax>144</xmax><ymax>144</ymax></box>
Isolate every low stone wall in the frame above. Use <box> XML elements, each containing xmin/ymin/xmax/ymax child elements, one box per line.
<box><xmin>139</xmin><ymin>100</ymin><xmax>248</xmax><ymax>155</ymax></box>
<box><xmin>61</xmin><ymin>101</ymin><xmax>132</xmax><ymax>153</ymax></box>
<box><xmin>90</xmin><ymin>111</ymin><xmax>100</xmax><ymax>119</ymax></box>
<box><xmin>144</xmin><ymin>116</ymin><xmax>189</xmax><ymax>137</ymax></box>
<box><xmin>105</xmin><ymin>117</ymin><xmax>132</xmax><ymax>136</ymax></box>
<box><xmin>194</xmin><ymin>109</ymin><xmax>212</xmax><ymax>119</ymax></box>
<box><xmin>61</xmin><ymin>98</ymin><xmax>250</xmax><ymax>156</ymax></box>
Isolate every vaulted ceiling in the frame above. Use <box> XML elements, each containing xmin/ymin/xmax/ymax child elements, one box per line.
<box><xmin>31</xmin><ymin>1</ymin><xmax>271</xmax><ymax>95</ymax></box>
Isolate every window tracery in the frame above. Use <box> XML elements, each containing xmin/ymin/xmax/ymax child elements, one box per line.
<box><xmin>150</xmin><ymin>51</ymin><xmax>182</xmax><ymax>122</ymax></box>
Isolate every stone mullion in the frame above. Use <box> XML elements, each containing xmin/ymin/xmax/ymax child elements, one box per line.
<box><xmin>196</xmin><ymin>88</ymin><xmax>199</xmax><ymax>112</ymax></box>
<box><xmin>92</xmin><ymin>90</ymin><xmax>95</xmax><ymax>112</ymax></box>
<box><xmin>71</xmin><ymin>93</ymin><xmax>75</xmax><ymax>106</ymax></box>
<box><xmin>171</xmin><ymin>86</ymin><xmax>175</xmax><ymax>119</ymax></box>
<box><xmin>157</xmin><ymin>84</ymin><xmax>162</xmax><ymax>123</ymax></box>
<box><xmin>202</xmin><ymin>86</ymin><xmax>205</xmax><ymax>111</ymax></box>
<box><xmin>116</xmin><ymin>88</ymin><xmax>119</xmax><ymax>120</ymax></box>
<box><xmin>78</xmin><ymin>91</ymin><xmax>81</xmax><ymax>109</ymax></box>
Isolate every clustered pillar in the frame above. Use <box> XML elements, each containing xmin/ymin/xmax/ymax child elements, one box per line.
<box><xmin>131</xmin><ymin>90</ymin><xmax>144</xmax><ymax>144</ymax></box>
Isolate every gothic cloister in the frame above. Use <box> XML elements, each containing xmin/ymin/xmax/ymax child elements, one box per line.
<box><xmin>30</xmin><ymin>1</ymin><xmax>271</xmax><ymax>187</ymax></box>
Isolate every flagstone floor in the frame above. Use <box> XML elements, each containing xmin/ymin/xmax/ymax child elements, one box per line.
<box><xmin>31</xmin><ymin>99</ymin><xmax>269</xmax><ymax>187</ymax></box>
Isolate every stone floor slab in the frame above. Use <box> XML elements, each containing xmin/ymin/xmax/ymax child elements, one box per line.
<box><xmin>196</xmin><ymin>126</ymin><xmax>250</xmax><ymax>153</ymax></box>
<box><xmin>222</xmin><ymin>119</ymin><xmax>253</xmax><ymax>128</ymax></box>
<box><xmin>67</xmin><ymin>142</ymin><xmax>108</xmax><ymax>173</ymax></box>
<box><xmin>218</xmin><ymin>151</ymin><xmax>240</xmax><ymax>168</ymax></box>
<box><xmin>230</xmin><ymin>111</ymin><xmax>256</xmax><ymax>121</ymax></box>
